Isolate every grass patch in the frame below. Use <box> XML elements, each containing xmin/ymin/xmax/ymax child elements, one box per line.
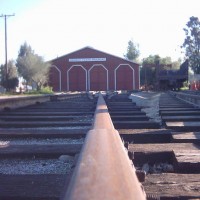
<box><xmin>24</xmin><ymin>86</ymin><xmax>54</xmax><ymax>95</ymax></box>
<box><xmin>180</xmin><ymin>86</ymin><xmax>189</xmax><ymax>90</ymax></box>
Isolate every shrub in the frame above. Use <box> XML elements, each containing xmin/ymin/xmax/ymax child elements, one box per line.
<box><xmin>24</xmin><ymin>86</ymin><xmax>54</xmax><ymax>95</ymax></box>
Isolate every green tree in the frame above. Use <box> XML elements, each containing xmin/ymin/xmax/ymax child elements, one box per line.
<box><xmin>18</xmin><ymin>42</ymin><xmax>33</xmax><ymax>57</ymax></box>
<box><xmin>1</xmin><ymin>60</ymin><xmax>19</xmax><ymax>91</ymax></box>
<box><xmin>182</xmin><ymin>16</ymin><xmax>200</xmax><ymax>73</ymax></box>
<box><xmin>124</xmin><ymin>39</ymin><xmax>140</xmax><ymax>62</ymax></box>
<box><xmin>16</xmin><ymin>42</ymin><xmax>51</xmax><ymax>90</ymax></box>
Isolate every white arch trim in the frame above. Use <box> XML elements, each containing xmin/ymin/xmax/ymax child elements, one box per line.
<box><xmin>67</xmin><ymin>65</ymin><xmax>87</xmax><ymax>91</ymax></box>
<box><xmin>88</xmin><ymin>64</ymin><xmax>109</xmax><ymax>91</ymax></box>
<box><xmin>51</xmin><ymin>65</ymin><xmax>62</xmax><ymax>91</ymax></box>
<box><xmin>114</xmin><ymin>64</ymin><xmax>135</xmax><ymax>90</ymax></box>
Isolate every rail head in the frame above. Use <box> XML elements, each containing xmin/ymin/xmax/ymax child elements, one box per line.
<box><xmin>169</xmin><ymin>91</ymin><xmax>200</xmax><ymax>107</ymax></box>
<box><xmin>61</xmin><ymin>93</ymin><xmax>146</xmax><ymax>200</ymax></box>
<box><xmin>92</xmin><ymin>93</ymin><xmax>114</xmax><ymax>130</ymax></box>
<box><xmin>170</xmin><ymin>91</ymin><xmax>200</xmax><ymax>100</ymax></box>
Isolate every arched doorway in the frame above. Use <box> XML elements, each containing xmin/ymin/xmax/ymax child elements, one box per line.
<box><xmin>67</xmin><ymin>65</ymin><xmax>87</xmax><ymax>91</ymax></box>
<box><xmin>50</xmin><ymin>65</ymin><xmax>61</xmax><ymax>91</ymax></box>
<box><xmin>115</xmin><ymin>64</ymin><xmax>135</xmax><ymax>90</ymax></box>
<box><xmin>88</xmin><ymin>64</ymin><xmax>108</xmax><ymax>91</ymax></box>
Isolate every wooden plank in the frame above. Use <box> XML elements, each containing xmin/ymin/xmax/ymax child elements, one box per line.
<box><xmin>129</xmin><ymin>143</ymin><xmax>200</xmax><ymax>153</ymax></box>
<box><xmin>113</xmin><ymin>121</ymin><xmax>160</xmax><ymax>129</ymax></box>
<box><xmin>119</xmin><ymin>129</ymin><xmax>171</xmax><ymax>143</ymax></box>
<box><xmin>106</xmin><ymin>101</ymin><xmax>136</xmax><ymax>106</ymax></box>
<box><xmin>0</xmin><ymin>144</ymin><xmax>82</xmax><ymax>158</ymax></box>
<box><xmin>17</xmin><ymin>108</ymin><xmax>94</xmax><ymax>112</ymax></box>
<box><xmin>172</xmin><ymin>132</ymin><xmax>200</xmax><ymax>143</ymax></box>
<box><xmin>26</xmin><ymin>105</ymin><xmax>94</xmax><ymax>108</ymax></box>
<box><xmin>160</xmin><ymin>107</ymin><xmax>198</xmax><ymax>111</ymax></box>
<box><xmin>173</xmin><ymin>150</ymin><xmax>200</xmax><ymax>173</ymax></box>
<box><xmin>110</xmin><ymin>111</ymin><xmax>146</xmax><ymax>115</ymax></box>
<box><xmin>166</xmin><ymin>121</ymin><xmax>200</xmax><ymax>131</ymax></box>
<box><xmin>162</xmin><ymin>115</ymin><xmax>200</xmax><ymax>121</ymax></box>
<box><xmin>109</xmin><ymin>108</ymin><xmax>141</xmax><ymax>111</ymax></box>
<box><xmin>19</xmin><ymin>103</ymin><xmax>94</xmax><ymax>108</ymax></box>
<box><xmin>160</xmin><ymin>105</ymin><xmax>193</xmax><ymax>108</ymax></box>
<box><xmin>0</xmin><ymin>115</ymin><xmax>92</xmax><ymax>121</ymax></box>
<box><xmin>0</xmin><ymin>121</ymin><xmax>92</xmax><ymax>128</ymax></box>
<box><xmin>108</xmin><ymin>104</ymin><xmax>137</xmax><ymax>107</ymax></box>
<box><xmin>118</xmin><ymin>128</ymin><xmax>171</xmax><ymax>135</ymax></box>
<box><xmin>0</xmin><ymin>174</ymin><xmax>68</xmax><ymax>199</ymax></box>
<box><xmin>111</xmin><ymin>115</ymin><xmax>149</xmax><ymax>121</ymax></box>
<box><xmin>23</xmin><ymin>103</ymin><xmax>93</xmax><ymax>107</ymax></box>
<box><xmin>0</xmin><ymin>111</ymin><xmax>94</xmax><ymax>116</ymax></box>
<box><xmin>0</xmin><ymin>128</ymin><xmax>88</xmax><ymax>138</ymax></box>
<box><xmin>143</xmin><ymin>173</ymin><xmax>200</xmax><ymax>198</ymax></box>
<box><xmin>160</xmin><ymin>110</ymin><xmax>200</xmax><ymax>116</ymax></box>
<box><xmin>129</xmin><ymin>143</ymin><xmax>200</xmax><ymax>165</ymax></box>
<box><xmin>0</xmin><ymin>116</ymin><xmax>79</xmax><ymax>121</ymax></box>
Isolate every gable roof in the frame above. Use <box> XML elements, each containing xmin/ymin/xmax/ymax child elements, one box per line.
<box><xmin>49</xmin><ymin>46</ymin><xmax>139</xmax><ymax>65</ymax></box>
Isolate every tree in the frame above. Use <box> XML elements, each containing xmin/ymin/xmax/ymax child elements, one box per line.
<box><xmin>1</xmin><ymin>60</ymin><xmax>19</xmax><ymax>91</ymax></box>
<box><xmin>182</xmin><ymin>16</ymin><xmax>200</xmax><ymax>74</ymax></box>
<box><xmin>18</xmin><ymin>41</ymin><xmax>33</xmax><ymax>57</ymax></box>
<box><xmin>16</xmin><ymin>42</ymin><xmax>51</xmax><ymax>90</ymax></box>
<box><xmin>124</xmin><ymin>39</ymin><xmax>140</xmax><ymax>62</ymax></box>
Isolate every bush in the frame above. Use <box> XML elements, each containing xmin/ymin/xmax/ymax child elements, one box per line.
<box><xmin>180</xmin><ymin>81</ymin><xmax>189</xmax><ymax>90</ymax></box>
<box><xmin>39</xmin><ymin>86</ymin><xmax>53</xmax><ymax>94</ymax></box>
<box><xmin>24</xmin><ymin>86</ymin><xmax>54</xmax><ymax>95</ymax></box>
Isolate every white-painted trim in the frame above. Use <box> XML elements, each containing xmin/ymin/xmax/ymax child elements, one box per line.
<box><xmin>114</xmin><ymin>64</ymin><xmax>135</xmax><ymax>90</ymax></box>
<box><xmin>51</xmin><ymin>65</ymin><xmax>62</xmax><ymax>91</ymax></box>
<box><xmin>138</xmin><ymin>66</ymin><xmax>140</xmax><ymax>89</ymax></box>
<box><xmin>69</xmin><ymin>58</ymin><xmax>106</xmax><ymax>62</ymax></box>
<box><xmin>88</xmin><ymin>64</ymin><xmax>109</xmax><ymax>91</ymax></box>
<box><xmin>67</xmin><ymin>65</ymin><xmax>87</xmax><ymax>91</ymax></box>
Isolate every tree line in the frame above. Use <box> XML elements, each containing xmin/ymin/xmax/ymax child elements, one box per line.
<box><xmin>124</xmin><ymin>16</ymin><xmax>200</xmax><ymax>89</ymax></box>
<box><xmin>0</xmin><ymin>42</ymin><xmax>51</xmax><ymax>92</ymax></box>
<box><xmin>1</xmin><ymin>16</ymin><xmax>199</xmax><ymax>92</ymax></box>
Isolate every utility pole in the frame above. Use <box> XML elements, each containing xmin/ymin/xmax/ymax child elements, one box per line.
<box><xmin>0</xmin><ymin>13</ymin><xmax>15</xmax><ymax>90</ymax></box>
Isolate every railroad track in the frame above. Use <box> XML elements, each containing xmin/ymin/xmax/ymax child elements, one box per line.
<box><xmin>0</xmin><ymin>94</ymin><xmax>93</xmax><ymax>199</ymax></box>
<box><xmin>0</xmin><ymin>92</ymin><xmax>199</xmax><ymax>199</ymax></box>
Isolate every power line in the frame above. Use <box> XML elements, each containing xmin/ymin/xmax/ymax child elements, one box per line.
<box><xmin>0</xmin><ymin>13</ymin><xmax>15</xmax><ymax>90</ymax></box>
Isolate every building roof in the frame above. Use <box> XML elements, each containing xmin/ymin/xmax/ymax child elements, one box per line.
<box><xmin>49</xmin><ymin>46</ymin><xmax>139</xmax><ymax>65</ymax></box>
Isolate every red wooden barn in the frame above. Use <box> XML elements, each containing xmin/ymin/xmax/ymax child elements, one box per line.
<box><xmin>49</xmin><ymin>47</ymin><xmax>140</xmax><ymax>92</ymax></box>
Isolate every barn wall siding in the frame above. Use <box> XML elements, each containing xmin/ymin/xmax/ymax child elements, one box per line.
<box><xmin>49</xmin><ymin>47</ymin><xmax>139</xmax><ymax>91</ymax></box>
<box><xmin>115</xmin><ymin>64</ymin><xmax>135</xmax><ymax>90</ymax></box>
<box><xmin>67</xmin><ymin>65</ymin><xmax>87</xmax><ymax>91</ymax></box>
<box><xmin>88</xmin><ymin>64</ymin><xmax>108</xmax><ymax>91</ymax></box>
<box><xmin>50</xmin><ymin>65</ymin><xmax>61</xmax><ymax>91</ymax></box>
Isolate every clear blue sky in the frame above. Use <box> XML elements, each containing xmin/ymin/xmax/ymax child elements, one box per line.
<box><xmin>0</xmin><ymin>0</ymin><xmax>200</xmax><ymax>65</ymax></box>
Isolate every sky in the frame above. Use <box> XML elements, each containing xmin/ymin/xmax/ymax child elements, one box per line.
<box><xmin>0</xmin><ymin>0</ymin><xmax>200</xmax><ymax>65</ymax></box>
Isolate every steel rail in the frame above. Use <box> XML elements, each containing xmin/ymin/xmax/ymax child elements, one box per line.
<box><xmin>61</xmin><ymin>93</ymin><xmax>146</xmax><ymax>200</ymax></box>
<box><xmin>169</xmin><ymin>91</ymin><xmax>200</xmax><ymax>107</ymax></box>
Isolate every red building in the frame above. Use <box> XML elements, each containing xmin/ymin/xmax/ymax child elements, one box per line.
<box><xmin>49</xmin><ymin>47</ymin><xmax>140</xmax><ymax>92</ymax></box>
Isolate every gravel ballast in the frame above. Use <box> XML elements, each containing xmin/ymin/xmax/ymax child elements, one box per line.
<box><xmin>0</xmin><ymin>158</ymin><xmax>74</xmax><ymax>174</ymax></box>
<box><xmin>130</xmin><ymin>91</ymin><xmax>161</xmax><ymax>124</ymax></box>
<box><xmin>0</xmin><ymin>138</ymin><xmax>84</xmax><ymax>145</ymax></box>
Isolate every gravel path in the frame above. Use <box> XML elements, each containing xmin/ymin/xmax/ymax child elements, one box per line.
<box><xmin>0</xmin><ymin>158</ymin><xmax>74</xmax><ymax>174</ymax></box>
<box><xmin>130</xmin><ymin>91</ymin><xmax>161</xmax><ymax>124</ymax></box>
<box><xmin>0</xmin><ymin>130</ymin><xmax>84</xmax><ymax>174</ymax></box>
<box><xmin>0</xmin><ymin>138</ymin><xmax>84</xmax><ymax>145</ymax></box>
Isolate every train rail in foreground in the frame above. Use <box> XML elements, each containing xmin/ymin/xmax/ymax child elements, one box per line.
<box><xmin>61</xmin><ymin>93</ymin><xmax>146</xmax><ymax>200</ymax></box>
<box><xmin>0</xmin><ymin>91</ymin><xmax>200</xmax><ymax>199</ymax></box>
